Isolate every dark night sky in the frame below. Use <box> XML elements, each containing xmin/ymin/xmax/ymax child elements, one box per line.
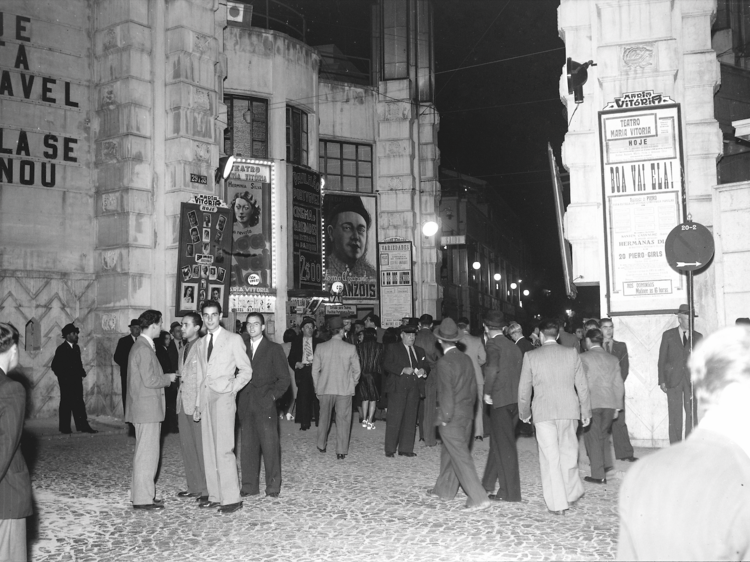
<box><xmin>282</xmin><ymin>0</ymin><xmax>597</xmax><ymax>317</ymax></box>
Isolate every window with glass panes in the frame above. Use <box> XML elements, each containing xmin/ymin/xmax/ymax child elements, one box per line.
<box><xmin>286</xmin><ymin>106</ymin><xmax>308</xmax><ymax>166</ymax></box>
<box><xmin>224</xmin><ymin>95</ymin><xmax>268</xmax><ymax>158</ymax></box>
<box><xmin>318</xmin><ymin>141</ymin><xmax>373</xmax><ymax>193</ymax></box>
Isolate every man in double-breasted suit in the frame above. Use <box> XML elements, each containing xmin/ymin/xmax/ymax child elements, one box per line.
<box><xmin>194</xmin><ymin>300</ymin><xmax>252</xmax><ymax>514</ymax></box>
<box><xmin>238</xmin><ymin>312</ymin><xmax>290</xmax><ymax>494</ymax></box>
<box><xmin>126</xmin><ymin>310</ymin><xmax>176</xmax><ymax>510</ymax></box>
<box><xmin>0</xmin><ymin>323</ymin><xmax>32</xmax><ymax>561</ymax></box>
<box><xmin>580</xmin><ymin>328</ymin><xmax>623</xmax><ymax>484</ymax></box>
<box><xmin>658</xmin><ymin>304</ymin><xmax>703</xmax><ymax>444</ymax></box>
<box><xmin>175</xmin><ymin>312</ymin><xmax>206</xmax><ymax>501</ymax></box>
<box><xmin>600</xmin><ymin>318</ymin><xmax>637</xmax><ymax>462</ymax></box>
<box><xmin>519</xmin><ymin>318</ymin><xmax>591</xmax><ymax>515</ymax></box>
<box><xmin>288</xmin><ymin>317</ymin><xmax>321</xmax><ymax>430</ymax></box>
<box><xmin>427</xmin><ymin>318</ymin><xmax>490</xmax><ymax>511</ymax></box>
<box><xmin>312</xmin><ymin>316</ymin><xmax>361</xmax><ymax>459</ymax></box>
<box><xmin>51</xmin><ymin>323</ymin><xmax>97</xmax><ymax>434</ymax></box>
<box><xmin>382</xmin><ymin>319</ymin><xmax>430</xmax><ymax>457</ymax></box>
<box><xmin>114</xmin><ymin>318</ymin><xmax>141</xmax><ymax>417</ymax></box>
<box><xmin>481</xmin><ymin>311</ymin><xmax>523</xmax><ymax>502</ymax></box>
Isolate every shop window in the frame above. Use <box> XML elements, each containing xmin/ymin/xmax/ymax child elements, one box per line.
<box><xmin>286</xmin><ymin>106</ymin><xmax>308</xmax><ymax>166</ymax></box>
<box><xmin>318</xmin><ymin>140</ymin><xmax>373</xmax><ymax>193</ymax></box>
<box><xmin>224</xmin><ymin>95</ymin><xmax>268</xmax><ymax>159</ymax></box>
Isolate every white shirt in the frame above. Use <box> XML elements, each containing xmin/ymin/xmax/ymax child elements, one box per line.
<box><xmin>206</xmin><ymin>326</ymin><xmax>223</xmax><ymax>360</ymax></box>
<box><xmin>141</xmin><ymin>334</ymin><xmax>155</xmax><ymax>352</ymax></box>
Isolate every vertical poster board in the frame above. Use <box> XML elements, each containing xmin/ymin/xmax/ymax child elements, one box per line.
<box><xmin>176</xmin><ymin>197</ymin><xmax>232</xmax><ymax>316</ymax></box>
<box><xmin>226</xmin><ymin>160</ymin><xmax>274</xmax><ymax>293</ymax></box>
<box><xmin>599</xmin><ymin>92</ymin><xmax>686</xmax><ymax>315</ymax></box>
<box><xmin>322</xmin><ymin>193</ymin><xmax>378</xmax><ymax>302</ymax></box>
<box><xmin>291</xmin><ymin>167</ymin><xmax>323</xmax><ymax>289</ymax></box>
<box><xmin>378</xmin><ymin>240</ymin><xmax>413</xmax><ymax>328</ymax></box>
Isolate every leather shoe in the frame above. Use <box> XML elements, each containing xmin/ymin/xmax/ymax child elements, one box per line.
<box><xmin>385</xmin><ymin>452</ymin><xmax>395</xmax><ymax>458</ymax></box>
<box><xmin>60</xmin><ymin>430</ymin><xmax>72</xmax><ymax>435</ymax></box>
<box><xmin>218</xmin><ymin>502</ymin><xmax>243</xmax><ymax>514</ymax></box>
<box><xmin>337</xmin><ymin>454</ymin><xmax>346</xmax><ymax>460</ymax></box>
<box><xmin>133</xmin><ymin>503</ymin><xmax>164</xmax><ymax>511</ymax></box>
<box><xmin>177</xmin><ymin>491</ymin><xmax>201</xmax><ymax>498</ymax></box>
<box><xmin>153</xmin><ymin>497</ymin><xmax>164</xmax><ymax>505</ymax></box>
<box><xmin>300</xmin><ymin>425</ymin><xmax>310</xmax><ymax>431</ymax></box>
<box><xmin>197</xmin><ymin>495</ymin><xmax>208</xmax><ymax>502</ymax></box>
<box><xmin>317</xmin><ymin>447</ymin><xmax>326</xmax><ymax>453</ymax></box>
<box><xmin>548</xmin><ymin>509</ymin><xmax>566</xmax><ymax>516</ymax></box>
<box><xmin>198</xmin><ymin>500</ymin><xmax>220</xmax><ymax>508</ymax></box>
<box><xmin>584</xmin><ymin>476</ymin><xmax>606</xmax><ymax>484</ymax></box>
<box><xmin>619</xmin><ymin>456</ymin><xmax>638</xmax><ymax>462</ymax></box>
<box><xmin>240</xmin><ymin>491</ymin><xmax>259</xmax><ymax>498</ymax></box>
<box><xmin>474</xmin><ymin>436</ymin><xmax>483</xmax><ymax>442</ymax></box>
<box><xmin>81</xmin><ymin>427</ymin><xmax>98</xmax><ymax>434</ymax></box>
<box><xmin>488</xmin><ymin>494</ymin><xmax>521</xmax><ymax>502</ymax></box>
<box><xmin>398</xmin><ymin>452</ymin><xmax>416</xmax><ymax>457</ymax></box>
<box><xmin>464</xmin><ymin>501</ymin><xmax>491</xmax><ymax>512</ymax></box>
<box><xmin>266</xmin><ymin>492</ymin><xmax>279</xmax><ymax>498</ymax></box>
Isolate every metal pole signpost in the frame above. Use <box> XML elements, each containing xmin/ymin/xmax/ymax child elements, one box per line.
<box><xmin>664</xmin><ymin>214</ymin><xmax>715</xmax><ymax>426</ymax></box>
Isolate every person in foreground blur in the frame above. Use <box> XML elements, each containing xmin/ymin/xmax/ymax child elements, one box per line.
<box><xmin>0</xmin><ymin>323</ymin><xmax>32</xmax><ymax>561</ymax></box>
<box><xmin>617</xmin><ymin>326</ymin><xmax>750</xmax><ymax>560</ymax></box>
<box><xmin>426</xmin><ymin>318</ymin><xmax>491</xmax><ymax>512</ymax></box>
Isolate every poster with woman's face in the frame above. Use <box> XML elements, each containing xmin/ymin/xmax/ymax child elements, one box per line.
<box><xmin>225</xmin><ymin>163</ymin><xmax>273</xmax><ymax>293</ymax></box>
<box><xmin>181</xmin><ymin>283</ymin><xmax>197</xmax><ymax>310</ymax></box>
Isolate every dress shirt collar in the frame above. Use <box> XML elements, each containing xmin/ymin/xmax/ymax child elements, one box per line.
<box><xmin>442</xmin><ymin>345</ymin><xmax>457</xmax><ymax>353</ymax></box>
<box><xmin>141</xmin><ymin>334</ymin><xmax>155</xmax><ymax>351</ymax></box>
<box><xmin>208</xmin><ymin>325</ymin><xmax>224</xmax><ymax>340</ymax></box>
<box><xmin>67</xmin><ymin>341</ymin><xmax>75</xmax><ymax>348</ymax></box>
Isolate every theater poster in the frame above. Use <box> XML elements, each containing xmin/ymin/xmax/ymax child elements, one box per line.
<box><xmin>322</xmin><ymin>193</ymin><xmax>378</xmax><ymax>303</ymax></box>
<box><xmin>175</xmin><ymin>197</ymin><xmax>233</xmax><ymax>316</ymax></box>
<box><xmin>291</xmin><ymin>167</ymin><xmax>323</xmax><ymax>290</ymax></box>
<box><xmin>225</xmin><ymin>159</ymin><xmax>274</xmax><ymax>294</ymax></box>
<box><xmin>599</xmin><ymin>91</ymin><xmax>686</xmax><ymax>315</ymax></box>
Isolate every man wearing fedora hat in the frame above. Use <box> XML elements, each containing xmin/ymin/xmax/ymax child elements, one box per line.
<box><xmin>658</xmin><ymin>304</ymin><xmax>703</xmax><ymax>443</ymax></box>
<box><xmin>51</xmin><ymin>323</ymin><xmax>97</xmax><ymax>434</ymax></box>
<box><xmin>288</xmin><ymin>316</ymin><xmax>321</xmax><ymax>431</ymax></box>
<box><xmin>383</xmin><ymin>318</ymin><xmax>430</xmax><ymax>457</ymax></box>
<box><xmin>325</xmin><ymin>196</ymin><xmax>377</xmax><ymax>279</ymax></box>
<box><xmin>427</xmin><ymin>317</ymin><xmax>491</xmax><ymax>511</ymax></box>
<box><xmin>312</xmin><ymin>316</ymin><xmax>361</xmax><ymax>459</ymax></box>
<box><xmin>114</xmin><ymin>318</ymin><xmax>142</xmax><ymax>418</ymax></box>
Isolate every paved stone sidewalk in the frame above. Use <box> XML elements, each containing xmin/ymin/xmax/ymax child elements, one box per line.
<box><xmin>23</xmin><ymin>417</ymin><xmax>642</xmax><ymax>561</ymax></box>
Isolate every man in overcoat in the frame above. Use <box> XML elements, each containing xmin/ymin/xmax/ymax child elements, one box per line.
<box><xmin>288</xmin><ymin>316</ymin><xmax>320</xmax><ymax>430</ymax></box>
<box><xmin>238</xmin><ymin>312</ymin><xmax>290</xmax><ymax>494</ymax></box>
<box><xmin>51</xmin><ymin>323</ymin><xmax>97</xmax><ymax>434</ymax></box>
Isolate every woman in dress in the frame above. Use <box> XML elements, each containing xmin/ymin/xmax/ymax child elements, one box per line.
<box><xmin>356</xmin><ymin>328</ymin><xmax>382</xmax><ymax>430</ymax></box>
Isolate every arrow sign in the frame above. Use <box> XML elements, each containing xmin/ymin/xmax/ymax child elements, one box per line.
<box><xmin>664</xmin><ymin>221</ymin><xmax>714</xmax><ymax>272</ymax></box>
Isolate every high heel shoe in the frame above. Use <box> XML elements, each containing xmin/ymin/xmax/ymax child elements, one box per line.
<box><xmin>362</xmin><ymin>420</ymin><xmax>368</xmax><ymax>428</ymax></box>
<box><xmin>367</xmin><ymin>421</ymin><xmax>375</xmax><ymax>430</ymax></box>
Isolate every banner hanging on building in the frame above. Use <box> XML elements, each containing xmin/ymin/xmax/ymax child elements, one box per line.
<box><xmin>322</xmin><ymin>193</ymin><xmax>378</xmax><ymax>302</ymax></box>
<box><xmin>291</xmin><ymin>167</ymin><xmax>323</xmax><ymax>290</ymax></box>
<box><xmin>175</xmin><ymin>197</ymin><xmax>233</xmax><ymax>316</ymax></box>
<box><xmin>599</xmin><ymin>92</ymin><xmax>686</xmax><ymax>314</ymax></box>
<box><xmin>378</xmin><ymin>240</ymin><xmax>413</xmax><ymax>328</ymax></box>
<box><xmin>225</xmin><ymin>159</ymin><xmax>274</xmax><ymax>295</ymax></box>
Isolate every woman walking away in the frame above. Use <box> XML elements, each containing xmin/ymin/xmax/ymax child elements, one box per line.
<box><xmin>356</xmin><ymin>328</ymin><xmax>382</xmax><ymax>429</ymax></box>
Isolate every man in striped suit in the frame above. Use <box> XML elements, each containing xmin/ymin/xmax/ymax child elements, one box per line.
<box><xmin>0</xmin><ymin>322</ymin><xmax>32</xmax><ymax>561</ymax></box>
<box><xmin>519</xmin><ymin>318</ymin><xmax>591</xmax><ymax>515</ymax></box>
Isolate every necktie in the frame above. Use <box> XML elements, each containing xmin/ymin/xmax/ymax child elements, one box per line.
<box><xmin>207</xmin><ymin>333</ymin><xmax>214</xmax><ymax>361</ymax></box>
<box><xmin>606</xmin><ymin>341</ymin><xmax>612</xmax><ymax>353</ymax></box>
<box><xmin>683</xmin><ymin>331</ymin><xmax>688</xmax><ymax>347</ymax></box>
<box><xmin>183</xmin><ymin>342</ymin><xmax>189</xmax><ymax>363</ymax></box>
<box><xmin>304</xmin><ymin>338</ymin><xmax>312</xmax><ymax>363</ymax></box>
<box><xmin>409</xmin><ymin>346</ymin><xmax>417</xmax><ymax>369</ymax></box>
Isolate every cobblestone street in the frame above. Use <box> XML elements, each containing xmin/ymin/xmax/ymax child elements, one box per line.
<box><xmin>23</xmin><ymin>416</ymin><xmax>639</xmax><ymax>561</ymax></box>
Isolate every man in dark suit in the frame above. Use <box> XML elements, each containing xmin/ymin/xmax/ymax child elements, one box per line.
<box><xmin>51</xmin><ymin>323</ymin><xmax>97</xmax><ymax>435</ymax></box>
<box><xmin>287</xmin><ymin>316</ymin><xmax>320</xmax><ymax>431</ymax></box>
<box><xmin>426</xmin><ymin>317</ymin><xmax>490</xmax><ymax>511</ymax></box>
<box><xmin>658</xmin><ymin>304</ymin><xmax>703</xmax><ymax>444</ymax></box>
<box><xmin>415</xmin><ymin>314</ymin><xmax>440</xmax><ymax>445</ymax></box>
<box><xmin>618</xmin><ymin>326</ymin><xmax>750</xmax><ymax>560</ymax></box>
<box><xmin>481</xmin><ymin>311</ymin><xmax>523</xmax><ymax>502</ymax></box>
<box><xmin>114</xmin><ymin>318</ymin><xmax>141</xmax><ymax>416</ymax></box>
<box><xmin>238</xmin><ymin>312</ymin><xmax>290</xmax><ymax>497</ymax></box>
<box><xmin>382</xmin><ymin>319</ymin><xmax>430</xmax><ymax>457</ymax></box>
<box><xmin>0</xmin><ymin>323</ymin><xmax>32</xmax><ymax>561</ymax></box>
<box><xmin>508</xmin><ymin>322</ymin><xmax>535</xmax><ymax>355</ymax></box>
<box><xmin>600</xmin><ymin>318</ymin><xmax>637</xmax><ymax>462</ymax></box>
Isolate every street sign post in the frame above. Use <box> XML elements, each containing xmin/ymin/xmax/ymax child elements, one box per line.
<box><xmin>664</xmin><ymin>215</ymin><xmax>714</xmax><ymax>427</ymax></box>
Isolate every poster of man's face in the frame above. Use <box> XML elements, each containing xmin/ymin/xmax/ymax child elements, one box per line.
<box><xmin>323</xmin><ymin>194</ymin><xmax>377</xmax><ymax>291</ymax></box>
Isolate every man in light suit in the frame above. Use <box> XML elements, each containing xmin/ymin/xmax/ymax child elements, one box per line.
<box><xmin>618</xmin><ymin>326</ymin><xmax>750</xmax><ymax>560</ymax></box>
<box><xmin>175</xmin><ymin>312</ymin><xmax>207</xmax><ymax>502</ymax></box>
<box><xmin>519</xmin><ymin>318</ymin><xmax>591</xmax><ymax>515</ymax></box>
<box><xmin>126</xmin><ymin>310</ymin><xmax>176</xmax><ymax>511</ymax></box>
<box><xmin>482</xmin><ymin>311</ymin><xmax>523</xmax><ymax>502</ymax></box>
<box><xmin>194</xmin><ymin>300</ymin><xmax>252</xmax><ymax>514</ymax></box>
<box><xmin>600</xmin><ymin>318</ymin><xmax>637</xmax><ymax>463</ymax></box>
<box><xmin>0</xmin><ymin>323</ymin><xmax>32</xmax><ymax>561</ymax></box>
<box><xmin>382</xmin><ymin>319</ymin><xmax>430</xmax><ymax>457</ymax></box>
<box><xmin>580</xmin><ymin>328</ymin><xmax>623</xmax><ymax>484</ymax></box>
<box><xmin>312</xmin><ymin>316</ymin><xmax>361</xmax><ymax>460</ymax></box>
<box><xmin>427</xmin><ymin>318</ymin><xmax>490</xmax><ymax>512</ymax></box>
<box><xmin>457</xmin><ymin>317</ymin><xmax>486</xmax><ymax>441</ymax></box>
<box><xmin>238</xmin><ymin>312</ymin><xmax>290</xmax><ymax>495</ymax></box>
<box><xmin>658</xmin><ymin>304</ymin><xmax>703</xmax><ymax>444</ymax></box>
<box><xmin>114</xmin><ymin>318</ymin><xmax>140</xmax><ymax>417</ymax></box>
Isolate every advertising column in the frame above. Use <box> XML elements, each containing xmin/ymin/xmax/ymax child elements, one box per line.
<box><xmin>599</xmin><ymin>91</ymin><xmax>686</xmax><ymax>314</ymax></box>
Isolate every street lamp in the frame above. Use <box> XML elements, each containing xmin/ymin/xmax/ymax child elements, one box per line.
<box><xmin>472</xmin><ymin>261</ymin><xmax>481</xmax><ymax>270</ymax></box>
<box><xmin>422</xmin><ymin>221</ymin><xmax>439</xmax><ymax>237</ymax></box>
<box><xmin>493</xmin><ymin>273</ymin><xmax>501</xmax><ymax>281</ymax></box>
